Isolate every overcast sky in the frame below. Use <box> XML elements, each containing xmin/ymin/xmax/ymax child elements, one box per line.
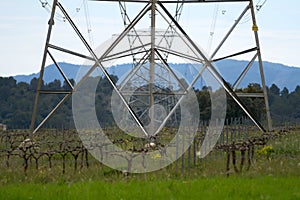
<box><xmin>0</xmin><ymin>0</ymin><xmax>299</xmax><ymax>76</ymax></box>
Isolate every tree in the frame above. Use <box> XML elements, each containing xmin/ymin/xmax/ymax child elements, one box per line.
<box><xmin>269</xmin><ymin>84</ymin><xmax>280</xmax><ymax>96</ymax></box>
<box><xmin>280</xmin><ymin>87</ymin><xmax>289</xmax><ymax>97</ymax></box>
<box><xmin>268</xmin><ymin>84</ymin><xmax>280</xmax><ymax>104</ymax></box>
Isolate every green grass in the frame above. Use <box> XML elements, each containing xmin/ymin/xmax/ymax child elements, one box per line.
<box><xmin>0</xmin><ymin>176</ymin><xmax>299</xmax><ymax>200</ymax></box>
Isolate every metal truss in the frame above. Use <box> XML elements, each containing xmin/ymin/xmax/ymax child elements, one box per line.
<box><xmin>31</xmin><ymin>0</ymin><xmax>272</xmax><ymax>136</ymax></box>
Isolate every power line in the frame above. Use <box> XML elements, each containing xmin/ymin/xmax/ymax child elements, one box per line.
<box><xmin>83</xmin><ymin>0</ymin><xmax>95</xmax><ymax>48</ymax></box>
<box><xmin>38</xmin><ymin>0</ymin><xmax>95</xmax><ymax>48</ymax></box>
<box><xmin>207</xmin><ymin>4</ymin><xmax>219</xmax><ymax>54</ymax></box>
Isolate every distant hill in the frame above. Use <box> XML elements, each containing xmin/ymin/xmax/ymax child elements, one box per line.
<box><xmin>13</xmin><ymin>59</ymin><xmax>300</xmax><ymax>91</ymax></box>
<box><xmin>214</xmin><ymin>59</ymin><xmax>300</xmax><ymax>92</ymax></box>
<box><xmin>14</xmin><ymin>62</ymin><xmax>81</xmax><ymax>84</ymax></box>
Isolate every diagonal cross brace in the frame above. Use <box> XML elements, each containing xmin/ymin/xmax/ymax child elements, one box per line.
<box><xmin>158</xmin><ymin>1</ymin><xmax>266</xmax><ymax>132</ymax></box>
<box><xmin>31</xmin><ymin>2</ymin><xmax>153</xmax><ymax>137</ymax></box>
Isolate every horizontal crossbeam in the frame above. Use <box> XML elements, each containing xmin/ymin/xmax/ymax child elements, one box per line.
<box><xmin>90</xmin><ymin>0</ymin><xmax>250</xmax><ymax>3</ymax></box>
<box><xmin>236</xmin><ymin>93</ymin><xmax>264</xmax><ymax>98</ymax></box>
<box><xmin>39</xmin><ymin>90</ymin><xmax>72</xmax><ymax>94</ymax></box>
<box><xmin>212</xmin><ymin>47</ymin><xmax>258</xmax><ymax>62</ymax></box>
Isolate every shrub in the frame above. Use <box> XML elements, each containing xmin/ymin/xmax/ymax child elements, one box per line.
<box><xmin>257</xmin><ymin>146</ymin><xmax>275</xmax><ymax>160</ymax></box>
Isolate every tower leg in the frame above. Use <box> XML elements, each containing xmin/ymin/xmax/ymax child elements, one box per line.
<box><xmin>30</xmin><ymin>0</ymin><xmax>58</xmax><ymax>132</ymax></box>
<box><xmin>249</xmin><ymin>0</ymin><xmax>272</xmax><ymax>131</ymax></box>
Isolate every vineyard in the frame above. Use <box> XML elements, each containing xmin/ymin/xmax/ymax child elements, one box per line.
<box><xmin>0</xmin><ymin>118</ymin><xmax>300</xmax><ymax>199</ymax></box>
<box><xmin>1</xmin><ymin>117</ymin><xmax>299</xmax><ymax>176</ymax></box>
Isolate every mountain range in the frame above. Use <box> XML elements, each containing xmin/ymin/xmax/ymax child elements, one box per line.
<box><xmin>13</xmin><ymin>59</ymin><xmax>300</xmax><ymax>92</ymax></box>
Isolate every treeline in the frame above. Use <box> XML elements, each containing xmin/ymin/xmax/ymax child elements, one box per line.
<box><xmin>268</xmin><ymin>84</ymin><xmax>300</xmax><ymax>124</ymax></box>
<box><xmin>0</xmin><ymin>76</ymin><xmax>116</xmax><ymax>129</ymax></box>
<box><xmin>0</xmin><ymin>76</ymin><xmax>299</xmax><ymax>129</ymax></box>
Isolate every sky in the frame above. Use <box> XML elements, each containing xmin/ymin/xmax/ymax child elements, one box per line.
<box><xmin>0</xmin><ymin>0</ymin><xmax>299</xmax><ymax>77</ymax></box>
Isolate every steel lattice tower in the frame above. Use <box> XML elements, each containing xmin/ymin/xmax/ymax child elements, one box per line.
<box><xmin>31</xmin><ymin>0</ymin><xmax>272</xmax><ymax>135</ymax></box>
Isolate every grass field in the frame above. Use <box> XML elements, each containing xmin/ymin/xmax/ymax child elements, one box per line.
<box><xmin>0</xmin><ymin>129</ymin><xmax>299</xmax><ymax>199</ymax></box>
<box><xmin>0</xmin><ymin>176</ymin><xmax>300</xmax><ymax>200</ymax></box>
